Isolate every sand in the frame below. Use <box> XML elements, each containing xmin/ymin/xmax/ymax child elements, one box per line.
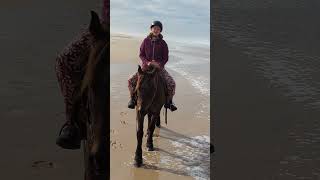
<box><xmin>110</xmin><ymin>34</ymin><xmax>142</xmax><ymax>64</ymax></box>
<box><xmin>110</xmin><ymin>34</ymin><xmax>210</xmax><ymax>180</ymax></box>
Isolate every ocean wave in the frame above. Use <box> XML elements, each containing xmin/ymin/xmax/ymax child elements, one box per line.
<box><xmin>168</xmin><ymin>135</ymin><xmax>210</xmax><ymax>180</ymax></box>
<box><xmin>167</xmin><ymin>54</ymin><xmax>210</xmax><ymax>98</ymax></box>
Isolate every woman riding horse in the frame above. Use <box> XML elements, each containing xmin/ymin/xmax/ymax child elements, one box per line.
<box><xmin>128</xmin><ymin>21</ymin><xmax>177</xmax><ymax>112</ymax></box>
<box><xmin>55</xmin><ymin>0</ymin><xmax>109</xmax><ymax>150</ymax></box>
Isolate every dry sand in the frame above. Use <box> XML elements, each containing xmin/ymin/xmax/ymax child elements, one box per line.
<box><xmin>110</xmin><ymin>34</ymin><xmax>210</xmax><ymax>180</ymax></box>
<box><xmin>111</xmin><ymin>34</ymin><xmax>142</xmax><ymax>64</ymax></box>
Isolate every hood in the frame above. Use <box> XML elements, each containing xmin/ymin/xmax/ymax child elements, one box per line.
<box><xmin>147</xmin><ymin>33</ymin><xmax>163</xmax><ymax>40</ymax></box>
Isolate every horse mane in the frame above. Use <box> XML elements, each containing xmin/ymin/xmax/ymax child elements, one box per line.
<box><xmin>80</xmin><ymin>19</ymin><xmax>109</xmax><ymax>95</ymax></box>
<box><xmin>80</xmin><ymin>42</ymin><xmax>107</xmax><ymax>95</ymax></box>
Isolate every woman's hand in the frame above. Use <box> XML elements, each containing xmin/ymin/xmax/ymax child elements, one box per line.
<box><xmin>150</xmin><ymin>61</ymin><xmax>161</xmax><ymax>68</ymax></box>
<box><xmin>147</xmin><ymin>60</ymin><xmax>161</xmax><ymax>68</ymax></box>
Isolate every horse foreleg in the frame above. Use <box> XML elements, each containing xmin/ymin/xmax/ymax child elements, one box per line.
<box><xmin>134</xmin><ymin>110</ymin><xmax>144</xmax><ymax>167</ymax></box>
<box><xmin>146</xmin><ymin>113</ymin><xmax>158</xmax><ymax>151</ymax></box>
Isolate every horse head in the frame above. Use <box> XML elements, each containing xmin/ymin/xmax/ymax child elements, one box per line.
<box><xmin>81</xmin><ymin>11</ymin><xmax>109</xmax><ymax>179</ymax></box>
<box><xmin>81</xmin><ymin>10</ymin><xmax>108</xmax><ymax>95</ymax></box>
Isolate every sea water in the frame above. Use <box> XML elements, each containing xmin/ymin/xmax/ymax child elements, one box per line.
<box><xmin>215</xmin><ymin>1</ymin><xmax>320</xmax><ymax>178</ymax></box>
<box><xmin>167</xmin><ymin>40</ymin><xmax>210</xmax><ymax>122</ymax></box>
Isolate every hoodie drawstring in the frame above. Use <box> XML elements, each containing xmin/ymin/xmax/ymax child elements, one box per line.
<box><xmin>152</xmin><ymin>40</ymin><xmax>155</xmax><ymax>60</ymax></box>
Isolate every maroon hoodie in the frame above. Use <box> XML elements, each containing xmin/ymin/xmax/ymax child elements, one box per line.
<box><xmin>139</xmin><ymin>33</ymin><xmax>169</xmax><ymax>69</ymax></box>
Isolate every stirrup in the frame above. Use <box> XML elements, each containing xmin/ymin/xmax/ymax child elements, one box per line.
<box><xmin>164</xmin><ymin>102</ymin><xmax>170</xmax><ymax>109</ymax></box>
<box><xmin>169</xmin><ymin>103</ymin><xmax>177</xmax><ymax>112</ymax></box>
<box><xmin>56</xmin><ymin>122</ymin><xmax>81</xmax><ymax>149</ymax></box>
<box><xmin>128</xmin><ymin>98</ymin><xmax>136</xmax><ymax>109</ymax></box>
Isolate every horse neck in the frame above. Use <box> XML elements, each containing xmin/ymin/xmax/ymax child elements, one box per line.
<box><xmin>153</xmin><ymin>72</ymin><xmax>166</xmax><ymax>100</ymax></box>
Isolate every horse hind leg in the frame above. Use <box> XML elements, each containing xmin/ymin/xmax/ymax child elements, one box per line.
<box><xmin>146</xmin><ymin>113</ymin><xmax>157</xmax><ymax>151</ymax></box>
<box><xmin>155</xmin><ymin>115</ymin><xmax>160</xmax><ymax>128</ymax></box>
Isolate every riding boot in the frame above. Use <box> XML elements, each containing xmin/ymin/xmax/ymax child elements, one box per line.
<box><xmin>128</xmin><ymin>95</ymin><xmax>136</xmax><ymax>109</ymax></box>
<box><xmin>164</xmin><ymin>97</ymin><xmax>177</xmax><ymax>112</ymax></box>
<box><xmin>56</xmin><ymin>121</ymin><xmax>81</xmax><ymax>149</ymax></box>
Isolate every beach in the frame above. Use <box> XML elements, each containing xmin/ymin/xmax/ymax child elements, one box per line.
<box><xmin>110</xmin><ymin>34</ymin><xmax>210</xmax><ymax>180</ymax></box>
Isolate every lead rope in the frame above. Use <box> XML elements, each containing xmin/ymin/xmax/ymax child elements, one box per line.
<box><xmin>152</xmin><ymin>38</ymin><xmax>155</xmax><ymax>60</ymax></box>
<box><xmin>161</xmin><ymin>77</ymin><xmax>168</xmax><ymax>125</ymax></box>
<box><xmin>165</xmin><ymin>106</ymin><xmax>167</xmax><ymax>125</ymax></box>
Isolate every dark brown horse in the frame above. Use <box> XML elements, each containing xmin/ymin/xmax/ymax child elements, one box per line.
<box><xmin>72</xmin><ymin>11</ymin><xmax>109</xmax><ymax>180</ymax></box>
<box><xmin>134</xmin><ymin>64</ymin><xmax>167</xmax><ymax>167</ymax></box>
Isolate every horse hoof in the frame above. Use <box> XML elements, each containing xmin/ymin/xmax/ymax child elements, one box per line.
<box><xmin>156</xmin><ymin>120</ymin><xmax>160</xmax><ymax>127</ymax></box>
<box><xmin>134</xmin><ymin>160</ymin><xmax>143</xmax><ymax>167</ymax></box>
<box><xmin>146</xmin><ymin>144</ymin><xmax>154</xmax><ymax>151</ymax></box>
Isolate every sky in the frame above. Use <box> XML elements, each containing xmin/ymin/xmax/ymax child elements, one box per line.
<box><xmin>110</xmin><ymin>0</ymin><xmax>210</xmax><ymax>45</ymax></box>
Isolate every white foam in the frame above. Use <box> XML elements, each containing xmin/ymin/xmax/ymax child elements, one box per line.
<box><xmin>167</xmin><ymin>60</ymin><xmax>210</xmax><ymax>97</ymax></box>
<box><xmin>166</xmin><ymin>43</ymin><xmax>210</xmax><ymax>99</ymax></box>
<box><xmin>166</xmin><ymin>135</ymin><xmax>211</xmax><ymax>180</ymax></box>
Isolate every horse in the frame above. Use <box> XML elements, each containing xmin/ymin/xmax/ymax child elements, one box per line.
<box><xmin>71</xmin><ymin>11</ymin><xmax>109</xmax><ymax>180</ymax></box>
<box><xmin>134</xmin><ymin>64</ymin><xmax>167</xmax><ymax>167</ymax></box>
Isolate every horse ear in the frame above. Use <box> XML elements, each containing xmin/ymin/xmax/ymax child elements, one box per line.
<box><xmin>138</xmin><ymin>65</ymin><xmax>143</xmax><ymax>74</ymax></box>
<box><xmin>89</xmin><ymin>10</ymin><xmax>102</xmax><ymax>37</ymax></box>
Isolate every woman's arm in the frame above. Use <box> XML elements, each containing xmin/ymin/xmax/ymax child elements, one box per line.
<box><xmin>139</xmin><ymin>39</ymin><xmax>149</xmax><ymax>67</ymax></box>
<box><xmin>161</xmin><ymin>41</ymin><xmax>169</xmax><ymax>68</ymax></box>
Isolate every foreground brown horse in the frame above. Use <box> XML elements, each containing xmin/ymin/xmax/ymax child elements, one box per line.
<box><xmin>134</xmin><ymin>65</ymin><xmax>167</xmax><ymax>167</ymax></box>
<box><xmin>72</xmin><ymin>11</ymin><xmax>109</xmax><ymax>180</ymax></box>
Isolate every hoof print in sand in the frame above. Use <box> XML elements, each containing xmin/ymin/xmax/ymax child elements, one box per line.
<box><xmin>110</xmin><ymin>129</ymin><xmax>118</xmax><ymax>135</ymax></box>
<box><xmin>120</xmin><ymin>119</ymin><xmax>128</xmax><ymax>125</ymax></box>
<box><xmin>111</xmin><ymin>140</ymin><xmax>123</xmax><ymax>150</ymax></box>
<box><xmin>120</xmin><ymin>112</ymin><xmax>128</xmax><ymax>116</ymax></box>
<box><xmin>32</xmin><ymin>161</ymin><xmax>55</xmax><ymax>168</ymax></box>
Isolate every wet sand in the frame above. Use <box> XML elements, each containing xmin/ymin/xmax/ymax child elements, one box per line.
<box><xmin>0</xmin><ymin>0</ymin><xmax>101</xmax><ymax>179</ymax></box>
<box><xmin>110</xmin><ymin>34</ymin><xmax>210</xmax><ymax>180</ymax></box>
<box><xmin>213</xmin><ymin>32</ymin><xmax>318</xmax><ymax>179</ymax></box>
<box><xmin>214</xmin><ymin>1</ymin><xmax>320</xmax><ymax>178</ymax></box>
